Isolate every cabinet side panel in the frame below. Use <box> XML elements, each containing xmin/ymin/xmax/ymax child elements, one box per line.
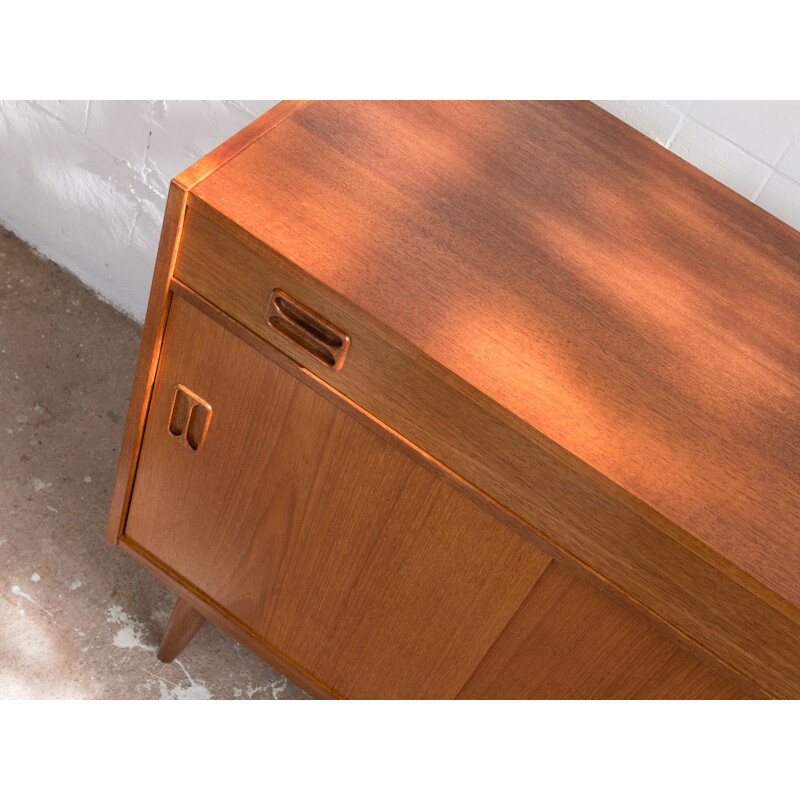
<box><xmin>457</xmin><ymin>560</ymin><xmax>757</xmax><ymax>699</ymax></box>
<box><xmin>105</xmin><ymin>182</ymin><xmax>187</xmax><ymax>545</ymax></box>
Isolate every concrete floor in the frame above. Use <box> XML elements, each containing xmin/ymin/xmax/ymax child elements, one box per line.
<box><xmin>0</xmin><ymin>225</ymin><xmax>307</xmax><ymax>699</ymax></box>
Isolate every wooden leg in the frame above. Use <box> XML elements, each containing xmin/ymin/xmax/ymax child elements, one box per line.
<box><xmin>157</xmin><ymin>596</ymin><xmax>207</xmax><ymax>663</ymax></box>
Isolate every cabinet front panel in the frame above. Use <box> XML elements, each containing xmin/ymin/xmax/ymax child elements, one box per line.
<box><xmin>124</xmin><ymin>295</ymin><xmax>551</xmax><ymax>698</ymax></box>
<box><xmin>173</xmin><ymin>197</ymin><xmax>800</xmax><ymax>699</ymax></box>
<box><xmin>458</xmin><ymin>561</ymin><xmax>754</xmax><ymax>699</ymax></box>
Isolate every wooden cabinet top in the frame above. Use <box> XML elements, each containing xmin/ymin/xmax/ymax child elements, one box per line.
<box><xmin>184</xmin><ymin>100</ymin><xmax>800</xmax><ymax>614</ymax></box>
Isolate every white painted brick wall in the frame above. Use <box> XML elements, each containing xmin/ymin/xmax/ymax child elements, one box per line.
<box><xmin>595</xmin><ymin>100</ymin><xmax>800</xmax><ymax>234</ymax></box>
<box><xmin>0</xmin><ymin>100</ymin><xmax>797</xmax><ymax>323</ymax></box>
<box><xmin>0</xmin><ymin>100</ymin><xmax>277</xmax><ymax>321</ymax></box>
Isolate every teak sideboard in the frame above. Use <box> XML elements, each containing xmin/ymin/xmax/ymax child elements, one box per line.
<box><xmin>106</xmin><ymin>101</ymin><xmax>800</xmax><ymax>699</ymax></box>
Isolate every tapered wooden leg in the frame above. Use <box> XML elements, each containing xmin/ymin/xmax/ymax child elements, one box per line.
<box><xmin>157</xmin><ymin>596</ymin><xmax>207</xmax><ymax>663</ymax></box>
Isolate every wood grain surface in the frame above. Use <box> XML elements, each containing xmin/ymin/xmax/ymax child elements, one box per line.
<box><xmin>175</xmin><ymin>197</ymin><xmax>800</xmax><ymax>698</ymax></box>
<box><xmin>123</xmin><ymin>295</ymin><xmax>552</xmax><ymax>699</ymax></box>
<box><xmin>174</xmin><ymin>101</ymin><xmax>307</xmax><ymax>191</ymax></box>
<box><xmin>109</xmin><ymin>101</ymin><xmax>800</xmax><ymax>698</ymax></box>
<box><xmin>119</xmin><ymin>535</ymin><xmax>335</xmax><ymax>698</ymax></box>
<box><xmin>125</xmin><ymin>292</ymin><xmax>755</xmax><ymax>698</ymax></box>
<box><xmin>174</xmin><ymin>101</ymin><xmax>800</xmax><ymax>697</ymax></box>
<box><xmin>191</xmin><ymin>101</ymin><xmax>800</xmax><ymax>611</ymax></box>
<box><xmin>458</xmin><ymin>560</ymin><xmax>754</xmax><ymax>699</ymax></box>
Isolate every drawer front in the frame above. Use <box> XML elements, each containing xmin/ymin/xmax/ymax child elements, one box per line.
<box><xmin>172</xmin><ymin>196</ymin><xmax>800</xmax><ymax>698</ymax></box>
<box><xmin>124</xmin><ymin>293</ymin><xmax>550</xmax><ymax>699</ymax></box>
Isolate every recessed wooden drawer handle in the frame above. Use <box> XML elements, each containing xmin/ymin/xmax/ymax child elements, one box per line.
<box><xmin>267</xmin><ymin>289</ymin><xmax>350</xmax><ymax>370</ymax></box>
<box><xmin>168</xmin><ymin>385</ymin><xmax>212</xmax><ymax>452</ymax></box>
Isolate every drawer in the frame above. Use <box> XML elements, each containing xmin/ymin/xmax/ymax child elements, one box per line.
<box><xmin>174</xmin><ymin>197</ymin><xmax>464</xmax><ymax>436</ymax></box>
